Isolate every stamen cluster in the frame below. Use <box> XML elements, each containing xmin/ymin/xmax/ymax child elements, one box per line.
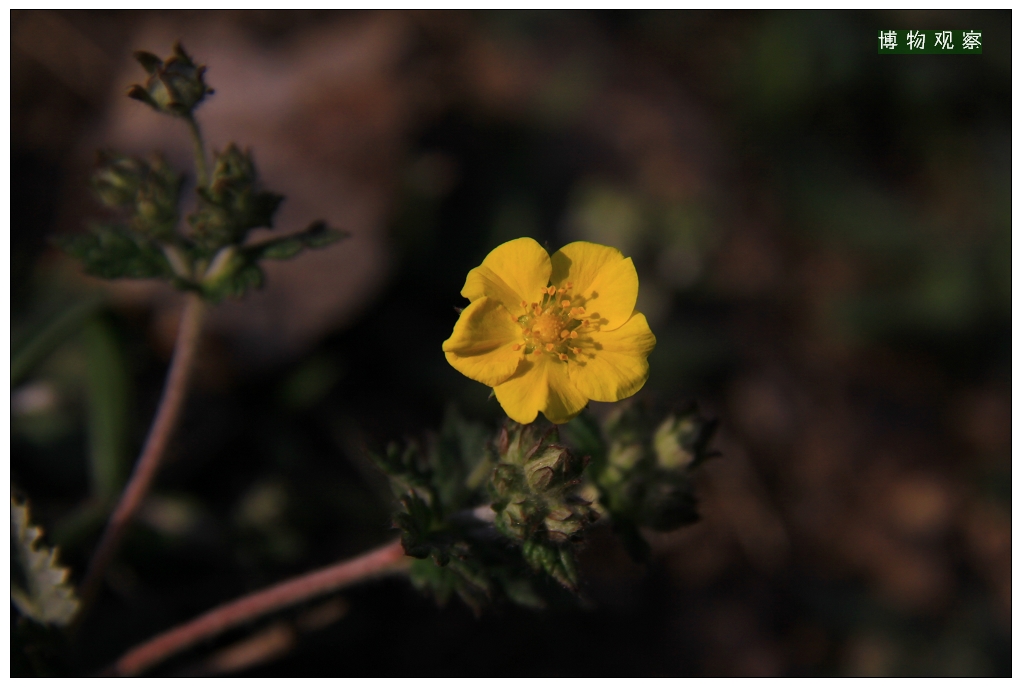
<box><xmin>512</xmin><ymin>281</ymin><xmax>603</xmax><ymax>362</ymax></box>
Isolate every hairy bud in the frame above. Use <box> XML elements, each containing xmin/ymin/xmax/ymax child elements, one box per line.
<box><xmin>488</xmin><ymin>422</ymin><xmax>598</xmax><ymax>545</ymax></box>
<box><xmin>127</xmin><ymin>42</ymin><xmax>213</xmax><ymax>118</ymax></box>
<box><xmin>589</xmin><ymin>401</ymin><xmax>718</xmax><ymax>560</ymax></box>
<box><xmin>188</xmin><ymin>144</ymin><xmax>284</xmax><ymax>252</ymax></box>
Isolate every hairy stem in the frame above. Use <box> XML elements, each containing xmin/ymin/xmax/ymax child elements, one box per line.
<box><xmin>110</xmin><ymin>538</ymin><xmax>408</xmax><ymax>676</ymax></box>
<box><xmin>76</xmin><ymin>293</ymin><xmax>205</xmax><ymax>622</ymax></box>
<box><xmin>186</xmin><ymin>115</ymin><xmax>208</xmax><ymax>189</ymax></box>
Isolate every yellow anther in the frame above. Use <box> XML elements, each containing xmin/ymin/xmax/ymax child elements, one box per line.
<box><xmin>512</xmin><ymin>343</ymin><xmax>521</xmax><ymax>351</ymax></box>
<box><xmin>520</xmin><ymin>300</ymin><xmax>528</xmax><ymax>309</ymax></box>
<box><xmin>560</xmin><ymin>330</ymin><xmax>569</xmax><ymax>339</ymax></box>
<box><xmin>561</xmin><ymin>299</ymin><xmax>571</xmax><ymax>308</ymax></box>
<box><xmin>545</xmin><ymin>343</ymin><xmax>554</xmax><ymax>352</ymax></box>
<box><xmin>547</xmin><ymin>286</ymin><xmax>557</xmax><ymax>296</ymax></box>
<box><xmin>533</xmin><ymin>348</ymin><xmax>542</xmax><ymax>355</ymax></box>
<box><xmin>572</xmin><ymin>347</ymin><xmax>581</xmax><ymax>355</ymax></box>
<box><xmin>570</xmin><ymin>330</ymin><xmax>578</xmax><ymax>339</ymax></box>
<box><xmin>576</xmin><ymin>306</ymin><xmax>586</xmax><ymax>315</ymax></box>
<box><xmin>566</xmin><ymin>281</ymin><xmax>573</xmax><ymax>288</ymax></box>
<box><xmin>559</xmin><ymin>353</ymin><xmax>568</xmax><ymax>361</ymax></box>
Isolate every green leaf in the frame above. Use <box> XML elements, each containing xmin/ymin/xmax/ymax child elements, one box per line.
<box><xmin>11</xmin><ymin>498</ymin><xmax>80</xmax><ymax>627</ymax></box>
<box><xmin>54</xmin><ymin>225</ymin><xmax>173</xmax><ymax>281</ymax></box>
<box><xmin>245</xmin><ymin>221</ymin><xmax>349</xmax><ymax>262</ymax></box>
<box><xmin>11</xmin><ymin>295</ymin><xmax>104</xmax><ymax>387</ymax></box>
<box><xmin>432</xmin><ymin>406</ymin><xmax>490</xmax><ymax>511</ymax></box>
<box><xmin>80</xmin><ymin>318</ymin><xmax>131</xmax><ymax>503</ymax></box>
<box><xmin>393</xmin><ymin>492</ymin><xmax>450</xmax><ymax>561</ymax></box>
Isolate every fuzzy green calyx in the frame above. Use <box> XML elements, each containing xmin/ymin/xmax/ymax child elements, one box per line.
<box><xmin>488</xmin><ymin>422</ymin><xmax>599</xmax><ymax>545</ymax></box>
<box><xmin>128</xmin><ymin>42</ymin><xmax>212</xmax><ymax>118</ymax></box>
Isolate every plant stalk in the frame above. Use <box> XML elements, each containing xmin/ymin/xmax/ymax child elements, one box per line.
<box><xmin>109</xmin><ymin>538</ymin><xmax>408</xmax><ymax>676</ymax></box>
<box><xmin>76</xmin><ymin>292</ymin><xmax>205</xmax><ymax>622</ymax></box>
<box><xmin>186</xmin><ymin>115</ymin><xmax>208</xmax><ymax>189</ymax></box>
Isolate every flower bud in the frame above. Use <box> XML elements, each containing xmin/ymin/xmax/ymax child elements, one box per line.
<box><xmin>188</xmin><ymin>144</ymin><xmax>284</xmax><ymax>251</ymax></box>
<box><xmin>91</xmin><ymin>152</ymin><xmax>146</xmax><ymax>208</ymax></box>
<box><xmin>91</xmin><ymin>152</ymin><xmax>183</xmax><ymax>241</ymax></box>
<box><xmin>127</xmin><ymin>42</ymin><xmax>213</xmax><ymax>118</ymax></box>
<box><xmin>488</xmin><ymin>422</ymin><xmax>598</xmax><ymax>546</ymax></box>
<box><xmin>591</xmin><ymin>402</ymin><xmax>718</xmax><ymax>548</ymax></box>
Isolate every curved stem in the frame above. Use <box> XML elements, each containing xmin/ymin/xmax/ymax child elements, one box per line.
<box><xmin>110</xmin><ymin>538</ymin><xmax>408</xmax><ymax>676</ymax></box>
<box><xmin>186</xmin><ymin>115</ymin><xmax>208</xmax><ymax>189</ymax></box>
<box><xmin>76</xmin><ymin>293</ymin><xmax>205</xmax><ymax>622</ymax></box>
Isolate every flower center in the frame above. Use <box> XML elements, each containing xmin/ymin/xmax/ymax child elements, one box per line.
<box><xmin>531</xmin><ymin>312</ymin><xmax>563</xmax><ymax>344</ymax></box>
<box><xmin>510</xmin><ymin>282</ymin><xmax>605</xmax><ymax>363</ymax></box>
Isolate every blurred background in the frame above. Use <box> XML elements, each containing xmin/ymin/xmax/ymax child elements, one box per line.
<box><xmin>11</xmin><ymin>10</ymin><xmax>1010</xmax><ymax>676</ymax></box>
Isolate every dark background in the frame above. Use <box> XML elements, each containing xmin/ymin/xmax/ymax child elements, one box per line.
<box><xmin>11</xmin><ymin>10</ymin><xmax>1011</xmax><ymax>676</ymax></box>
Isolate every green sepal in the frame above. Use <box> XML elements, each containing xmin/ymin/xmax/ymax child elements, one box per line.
<box><xmin>11</xmin><ymin>498</ymin><xmax>80</xmax><ymax>627</ymax></box>
<box><xmin>126</xmin><ymin>84</ymin><xmax>159</xmax><ymax>109</ymax></box>
<box><xmin>133</xmin><ymin>50</ymin><xmax>162</xmax><ymax>75</ymax></box>
<box><xmin>521</xmin><ymin>539</ymin><xmax>578</xmax><ymax>591</ymax></box>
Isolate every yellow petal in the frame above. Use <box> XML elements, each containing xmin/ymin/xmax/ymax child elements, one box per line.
<box><xmin>442</xmin><ymin>297</ymin><xmax>523</xmax><ymax>387</ymax></box>
<box><xmin>550</xmin><ymin>241</ymin><xmax>638</xmax><ymax>331</ymax></box>
<box><xmin>568</xmin><ymin>312</ymin><xmax>655</xmax><ymax>402</ymax></box>
<box><xmin>494</xmin><ymin>355</ymin><xmax>588</xmax><ymax>424</ymax></box>
<box><xmin>461</xmin><ymin>237</ymin><xmax>552</xmax><ymax>316</ymax></box>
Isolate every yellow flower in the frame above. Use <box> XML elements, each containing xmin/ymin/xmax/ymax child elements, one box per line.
<box><xmin>442</xmin><ymin>237</ymin><xmax>656</xmax><ymax>424</ymax></box>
